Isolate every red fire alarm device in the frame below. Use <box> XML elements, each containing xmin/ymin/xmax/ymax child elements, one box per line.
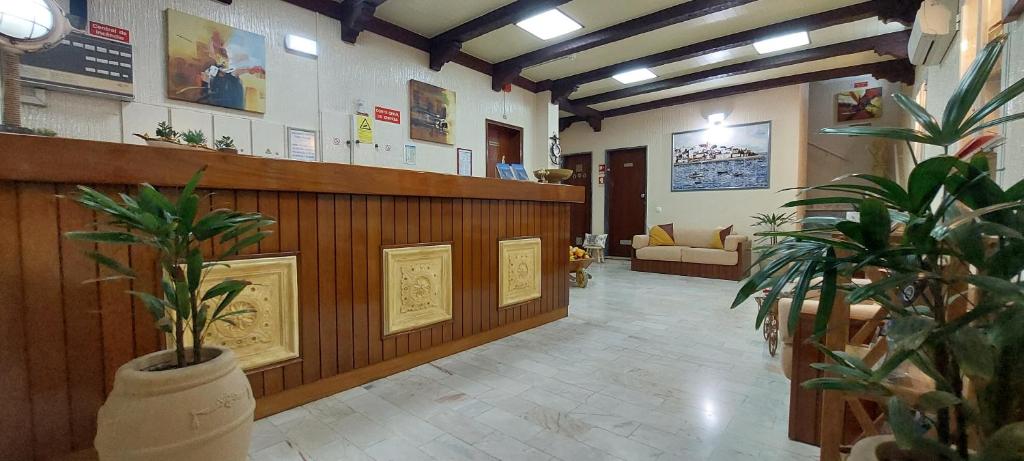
<box><xmin>502</xmin><ymin>83</ymin><xmax>512</xmax><ymax>93</ymax></box>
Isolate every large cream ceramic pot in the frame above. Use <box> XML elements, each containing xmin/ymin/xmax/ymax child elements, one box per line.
<box><xmin>95</xmin><ymin>347</ymin><xmax>254</xmax><ymax>461</ymax></box>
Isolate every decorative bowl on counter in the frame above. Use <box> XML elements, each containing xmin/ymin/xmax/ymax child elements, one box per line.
<box><xmin>534</xmin><ymin>168</ymin><xmax>573</xmax><ymax>183</ymax></box>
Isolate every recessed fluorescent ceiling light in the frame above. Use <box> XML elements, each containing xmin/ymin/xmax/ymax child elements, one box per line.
<box><xmin>753</xmin><ymin>31</ymin><xmax>810</xmax><ymax>54</ymax></box>
<box><xmin>612</xmin><ymin>68</ymin><xmax>657</xmax><ymax>84</ymax></box>
<box><xmin>516</xmin><ymin>9</ymin><xmax>581</xmax><ymax>40</ymax></box>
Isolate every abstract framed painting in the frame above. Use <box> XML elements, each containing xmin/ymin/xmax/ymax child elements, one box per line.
<box><xmin>836</xmin><ymin>87</ymin><xmax>883</xmax><ymax>122</ymax></box>
<box><xmin>166</xmin><ymin>9</ymin><xmax>267</xmax><ymax>113</ymax></box>
<box><xmin>409</xmin><ymin>80</ymin><xmax>456</xmax><ymax>145</ymax></box>
<box><xmin>670</xmin><ymin>121</ymin><xmax>771</xmax><ymax>192</ymax></box>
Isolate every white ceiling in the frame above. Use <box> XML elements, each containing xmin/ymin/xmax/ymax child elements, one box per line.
<box><xmin>372</xmin><ymin>0</ymin><xmax>908</xmax><ymax>117</ymax></box>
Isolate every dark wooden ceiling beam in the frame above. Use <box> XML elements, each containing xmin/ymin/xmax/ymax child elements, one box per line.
<box><xmin>340</xmin><ymin>0</ymin><xmax>389</xmax><ymax>44</ymax></box>
<box><xmin>281</xmin><ymin>0</ymin><xmax>344</xmax><ymax>20</ymax></box>
<box><xmin>429</xmin><ymin>0</ymin><xmax>572</xmax><ymax>71</ymax></box>
<box><xmin>571</xmin><ymin>30</ymin><xmax>910</xmax><ymax>107</ymax></box>
<box><xmin>877</xmin><ymin>0</ymin><xmax>924</xmax><ymax>26</ymax></box>
<box><xmin>1003</xmin><ymin>0</ymin><xmax>1024</xmax><ymax>23</ymax></box>
<box><xmin>560</xmin><ymin>59</ymin><xmax>915</xmax><ymax>130</ymax></box>
<box><xmin>279</xmin><ymin>0</ymin><xmax>541</xmax><ymax>92</ymax></box>
<box><xmin>559</xmin><ymin>100</ymin><xmax>603</xmax><ymax>132</ymax></box>
<box><xmin>491</xmin><ymin>0</ymin><xmax>758</xmax><ymax>91</ymax></box>
<box><xmin>542</xmin><ymin>1</ymin><xmax>889</xmax><ymax>102</ymax></box>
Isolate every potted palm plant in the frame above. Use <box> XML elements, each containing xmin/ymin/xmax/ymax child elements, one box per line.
<box><xmin>750</xmin><ymin>211</ymin><xmax>796</xmax><ymax>266</ymax></box>
<box><xmin>65</xmin><ymin>167</ymin><xmax>273</xmax><ymax>460</ymax></box>
<box><xmin>732</xmin><ymin>35</ymin><xmax>1024</xmax><ymax>460</ymax></box>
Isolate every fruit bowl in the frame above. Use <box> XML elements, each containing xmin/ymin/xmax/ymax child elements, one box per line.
<box><xmin>534</xmin><ymin>168</ymin><xmax>574</xmax><ymax>183</ymax></box>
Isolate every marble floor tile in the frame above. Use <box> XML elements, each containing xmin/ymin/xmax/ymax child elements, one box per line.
<box><xmin>426</xmin><ymin>410</ymin><xmax>495</xmax><ymax>445</ymax></box>
<box><xmin>420</xmin><ymin>434</ymin><xmax>498</xmax><ymax>461</ymax></box>
<box><xmin>473</xmin><ymin>432</ymin><xmax>553</xmax><ymax>461</ymax></box>
<box><xmin>308</xmin><ymin>437</ymin><xmax>376</xmax><ymax>461</ymax></box>
<box><xmin>253</xmin><ymin>260</ymin><xmax>821</xmax><ymax>460</ymax></box>
<box><xmin>475</xmin><ymin>406</ymin><xmax>545</xmax><ymax>441</ymax></box>
<box><xmin>250</xmin><ymin>441</ymin><xmax>304</xmax><ymax>461</ymax></box>
<box><xmin>248</xmin><ymin>419</ymin><xmax>287</xmax><ymax>454</ymax></box>
<box><xmin>364</xmin><ymin>437</ymin><xmax>434</xmax><ymax>461</ymax></box>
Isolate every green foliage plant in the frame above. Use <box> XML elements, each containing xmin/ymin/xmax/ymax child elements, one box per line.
<box><xmin>65</xmin><ymin>168</ymin><xmax>274</xmax><ymax>368</ymax></box>
<box><xmin>155</xmin><ymin>121</ymin><xmax>179</xmax><ymax>142</ymax></box>
<box><xmin>731</xmin><ymin>35</ymin><xmax>1024</xmax><ymax>459</ymax></box>
<box><xmin>751</xmin><ymin>211</ymin><xmax>797</xmax><ymax>249</ymax></box>
<box><xmin>181</xmin><ymin>129</ymin><xmax>207</xmax><ymax>147</ymax></box>
<box><xmin>215</xmin><ymin>136</ymin><xmax>236</xmax><ymax>150</ymax></box>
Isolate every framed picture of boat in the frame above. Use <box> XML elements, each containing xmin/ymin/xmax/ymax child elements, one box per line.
<box><xmin>670</xmin><ymin>121</ymin><xmax>771</xmax><ymax>192</ymax></box>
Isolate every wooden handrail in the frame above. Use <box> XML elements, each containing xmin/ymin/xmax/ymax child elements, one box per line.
<box><xmin>0</xmin><ymin>134</ymin><xmax>585</xmax><ymax>203</ymax></box>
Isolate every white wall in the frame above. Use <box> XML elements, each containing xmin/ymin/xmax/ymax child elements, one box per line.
<box><xmin>912</xmin><ymin>1</ymin><xmax>1024</xmax><ymax>187</ymax></box>
<box><xmin>806</xmin><ymin>75</ymin><xmax>909</xmax><ymax>203</ymax></box>
<box><xmin>1000</xmin><ymin>18</ymin><xmax>1024</xmax><ymax>188</ymax></box>
<box><xmin>18</xmin><ymin>0</ymin><xmax>557</xmax><ymax>177</ymax></box>
<box><xmin>559</xmin><ymin>84</ymin><xmax>809</xmax><ymax>237</ymax></box>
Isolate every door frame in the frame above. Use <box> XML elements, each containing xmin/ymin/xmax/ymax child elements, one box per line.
<box><xmin>562</xmin><ymin>152</ymin><xmax>593</xmax><ymax>244</ymax></box>
<box><xmin>485</xmin><ymin>119</ymin><xmax>524</xmax><ymax>177</ymax></box>
<box><xmin>604</xmin><ymin>146</ymin><xmax>648</xmax><ymax>255</ymax></box>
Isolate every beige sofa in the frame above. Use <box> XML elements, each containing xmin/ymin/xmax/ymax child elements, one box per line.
<box><xmin>630</xmin><ymin>226</ymin><xmax>751</xmax><ymax>280</ymax></box>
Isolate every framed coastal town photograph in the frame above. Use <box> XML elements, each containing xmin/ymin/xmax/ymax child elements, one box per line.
<box><xmin>166</xmin><ymin>10</ymin><xmax>267</xmax><ymax>113</ymax></box>
<box><xmin>670</xmin><ymin>121</ymin><xmax>771</xmax><ymax>192</ymax></box>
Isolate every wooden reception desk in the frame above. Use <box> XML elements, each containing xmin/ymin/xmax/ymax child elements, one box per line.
<box><xmin>0</xmin><ymin>134</ymin><xmax>583</xmax><ymax>460</ymax></box>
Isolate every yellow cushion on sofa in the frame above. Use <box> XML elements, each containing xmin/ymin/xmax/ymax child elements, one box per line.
<box><xmin>648</xmin><ymin>223</ymin><xmax>675</xmax><ymax>246</ymax></box>
<box><xmin>709</xmin><ymin>225</ymin><xmax>733</xmax><ymax>249</ymax></box>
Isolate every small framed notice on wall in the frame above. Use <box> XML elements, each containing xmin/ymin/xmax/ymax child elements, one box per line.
<box><xmin>287</xmin><ymin>127</ymin><xmax>318</xmax><ymax>162</ymax></box>
<box><xmin>457</xmin><ymin>148</ymin><xmax>472</xmax><ymax>176</ymax></box>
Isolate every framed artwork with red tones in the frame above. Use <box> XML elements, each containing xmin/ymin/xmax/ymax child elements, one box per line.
<box><xmin>836</xmin><ymin>87</ymin><xmax>883</xmax><ymax>122</ymax></box>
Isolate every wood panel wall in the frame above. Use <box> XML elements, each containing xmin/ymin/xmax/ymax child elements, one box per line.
<box><xmin>0</xmin><ymin>137</ymin><xmax>575</xmax><ymax>461</ymax></box>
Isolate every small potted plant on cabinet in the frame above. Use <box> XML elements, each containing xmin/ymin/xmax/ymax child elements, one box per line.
<box><xmin>134</xmin><ymin>122</ymin><xmax>214</xmax><ymax>151</ymax></box>
<box><xmin>215</xmin><ymin>135</ymin><xmax>238</xmax><ymax>154</ymax></box>
<box><xmin>181</xmin><ymin>129</ymin><xmax>209</xmax><ymax>148</ymax></box>
<box><xmin>66</xmin><ymin>168</ymin><xmax>273</xmax><ymax>460</ymax></box>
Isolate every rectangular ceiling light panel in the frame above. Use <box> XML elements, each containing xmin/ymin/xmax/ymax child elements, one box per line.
<box><xmin>753</xmin><ymin>31</ymin><xmax>810</xmax><ymax>54</ymax></box>
<box><xmin>612</xmin><ymin>68</ymin><xmax>657</xmax><ymax>84</ymax></box>
<box><xmin>516</xmin><ymin>9</ymin><xmax>582</xmax><ymax>40</ymax></box>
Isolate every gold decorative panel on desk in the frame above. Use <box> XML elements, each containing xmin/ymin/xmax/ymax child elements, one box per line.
<box><xmin>499</xmin><ymin>238</ymin><xmax>542</xmax><ymax>308</ymax></box>
<box><xmin>175</xmin><ymin>255</ymin><xmax>300</xmax><ymax>370</ymax></box>
<box><xmin>382</xmin><ymin>244</ymin><xmax>453</xmax><ymax>336</ymax></box>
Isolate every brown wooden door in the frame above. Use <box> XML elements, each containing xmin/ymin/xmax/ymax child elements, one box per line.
<box><xmin>485</xmin><ymin>121</ymin><xmax>523</xmax><ymax>178</ymax></box>
<box><xmin>606</xmin><ymin>148</ymin><xmax>647</xmax><ymax>257</ymax></box>
<box><xmin>563</xmin><ymin>153</ymin><xmax>592</xmax><ymax>245</ymax></box>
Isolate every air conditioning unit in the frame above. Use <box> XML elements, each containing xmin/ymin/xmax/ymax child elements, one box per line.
<box><xmin>909</xmin><ymin>0</ymin><xmax>958</xmax><ymax>66</ymax></box>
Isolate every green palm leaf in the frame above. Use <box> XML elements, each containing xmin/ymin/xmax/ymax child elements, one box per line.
<box><xmin>820</xmin><ymin>126</ymin><xmax>933</xmax><ymax>144</ymax></box>
<box><xmin>940</xmin><ymin>34</ymin><xmax>1006</xmax><ymax>142</ymax></box>
<box><xmin>892</xmin><ymin>92</ymin><xmax>941</xmax><ymax>137</ymax></box>
<box><xmin>960</xmin><ymin>76</ymin><xmax>1024</xmax><ymax>133</ymax></box>
<box><xmin>965</xmin><ymin>112</ymin><xmax>1024</xmax><ymax>137</ymax></box>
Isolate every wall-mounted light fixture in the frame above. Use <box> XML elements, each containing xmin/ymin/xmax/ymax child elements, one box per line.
<box><xmin>0</xmin><ymin>0</ymin><xmax>72</xmax><ymax>133</ymax></box>
<box><xmin>285</xmin><ymin>34</ymin><xmax>318</xmax><ymax>57</ymax></box>
<box><xmin>707</xmin><ymin>112</ymin><xmax>726</xmax><ymax>126</ymax></box>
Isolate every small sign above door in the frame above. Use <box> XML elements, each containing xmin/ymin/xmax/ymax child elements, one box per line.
<box><xmin>623</xmin><ymin>162</ymin><xmax>634</xmax><ymax>167</ymax></box>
